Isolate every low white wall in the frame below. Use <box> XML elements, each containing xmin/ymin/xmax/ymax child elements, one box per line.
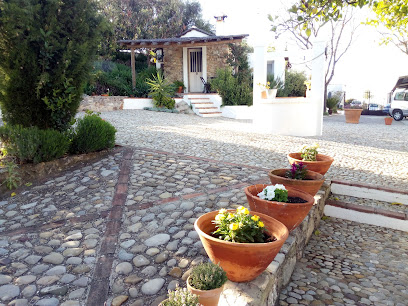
<box><xmin>253</xmin><ymin>97</ymin><xmax>319</xmax><ymax>136</ymax></box>
<box><xmin>221</xmin><ymin>106</ymin><xmax>254</xmax><ymax>119</ymax></box>
<box><xmin>123</xmin><ymin>98</ymin><xmax>183</xmax><ymax>110</ymax></box>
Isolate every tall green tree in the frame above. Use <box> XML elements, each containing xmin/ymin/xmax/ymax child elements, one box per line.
<box><xmin>0</xmin><ymin>0</ymin><xmax>105</xmax><ymax>131</ymax></box>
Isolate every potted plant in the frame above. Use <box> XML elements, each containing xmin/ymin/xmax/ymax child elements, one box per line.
<box><xmin>245</xmin><ymin>184</ymin><xmax>315</xmax><ymax>232</ymax></box>
<box><xmin>326</xmin><ymin>96</ymin><xmax>339</xmax><ymax>115</ymax></box>
<box><xmin>173</xmin><ymin>80</ymin><xmax>185</xmax><ymax>94</ymax></box>
<box><xmin>160</xmin><ymin>286</ymin><xmax>200</xmax><ymax>306</ymax></box>
<box><xmin>257</xmin><ymin>82</ymin><xmax>270</xmax><ymax>99</ymax></box>
<box><xmin>187</xmin><ymin>263</ymin><xmax>227</xmax><ymax>306</ymax></box>
<box><xmin>344</xmin><ymin>102</ymin><xmax>363</xmax><ymax>123</ymax></box>
<box><xmin>384</xmin><ymin>117</ymin><xmax>393</xmax><ymax>125</ymax></box>
<box><xmin>268</xmin><ymin>163</ymin><xmax>325</xmax><ymax>196</ymax></box>
<box><xmin>266</xmin><ymin>74</ymin><xmax>283</xmax><ymax>99</ymax></box>
<box><xmin>287</xmin><ymin>143</ymin><xmax>334</xmax><ymax>175</ymax></box>
<box><xmin>194</xmin><ymin>207</ymin><xmax>288</xmax><ymax>282</ymax></box>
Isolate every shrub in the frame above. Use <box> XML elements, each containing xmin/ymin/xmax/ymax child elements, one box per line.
<box><xmin>0</xmin><ymin>125</ymin><xmax>70</xmax><ymax>164</ymax></box>
<box><xmin>210</xmin><ymin>68</ymin><xmax>252</xmax><ymax>106</ymax></box>
<box><xmin>279</xmin><ymin>70</ymin><xmax>307</xmax><ymax>97</ymax></box>
<box><xmin>146</xmin><ymin>72</ymin><xmax>175</xmax><ymax>108</ymax></box>
<box><xmin>188</xmin><ymin>263</ymin><xmax>227</xmax><ymax>290</ymax></box>
<box><xmin>70</xmin><ymin>112</ymin><xmax>116</xmax><ymax>154</ymax></box>
<box><xmin>0</xmin><ymin>0</ymin><xmax>105</xmax><ymax>131</ymax></box>
<box><xmin>267</xmin><ymin>74</ymin><xmax>284</xmax><ymax>91</ymax></box>
<box><xmin>162</xmin><ymin>286</ymin><xmax>200</xmax><ymax>306</ymax></box>
<box><xmin>326</xmin><ymin>97</ymin><xmax>338</xmax><ymax>111</ymax></box>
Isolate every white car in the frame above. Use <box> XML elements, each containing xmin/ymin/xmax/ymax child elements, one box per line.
<box><xmin>389</xmin><ymin>89</ymin><xmax>408</xmax><ymax>121</ymax></box>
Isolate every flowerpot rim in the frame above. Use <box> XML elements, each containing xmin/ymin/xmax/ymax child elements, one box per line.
<box><xmin>269</xmin><ymin>168</ymin><xmax>324</xmax><ymax>181</ymax></box>
<box><xmin>287</xmin><ymin>153</ymin><xmax>334</xmax><ymax>164</ymax></box>
<box><xmin>194</xmin><ymin>210</ymin><xmax>288</xmax><ymax>247</ymax></box>
<box><xmin>244</xmin><ymin>184</ymin><xmax>315</xmax><ymax>207</ymax></box>
<box><xmin>186</xmin><ymin>275</ymin><xmax>224</xmax><ymax>293</ymax></box>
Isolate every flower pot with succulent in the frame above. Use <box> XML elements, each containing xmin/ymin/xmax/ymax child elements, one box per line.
<box><xmin>245</xmin><ymin>184</ymin><xmax>315</xmax><ymax>231</ymax></box>
<box><xmin>194</xmin><ymin>207</ymin><xmax>288</xmax><ymax>282</ymax></box>
<box><xmin>344</xmin><ymin>104</ymin><xmax>363</xmax><ymax>123</ymax></box>
<box><xmin>268</xmin><ymin>163</ymin><xmax>324</xmax><ymax>196</ymax></box>
<box><xmin>287</xmin><ymin>143</ymin><xmax>334</xmax><ymax>175</ymax></box>
<box><xmin>173</xmin><ymin>80</ymin><xmax>185</xmax><ymax>94</ymax></box>
<box><xmin>187</xmin><ymin>262</ymin><xmax>227</xmax><ymax>306</ymax></box>
<box><xmin>160</xmin><ymin>286</ymin><xmax>200</xmax><ymax>306</ymax></box>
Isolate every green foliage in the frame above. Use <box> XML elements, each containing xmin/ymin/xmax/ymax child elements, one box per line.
<box><xmin>285</xmin><ymin>163</ymin><xmax>308</xmax><ymax>180</ymax></box>
<box><xmin>267</xmin><ymin>74</ymin><xmax>284</xmax><ymax>91</ymax></box>
<box><xmin>146</xmin><ymin>72</ymin><xmax>175</xmax><ymax>108</ymax></box>
<box><xmin>69</xmin><ymin>112</ymin><xmax>116</xmax><ymax>154</ymax></box>
<box><xmin>162</xmin><ymin>286</ymin><xmax>200</xmax><ymax>306</ymax></box>
<box><xmin>173</xmin><ymin>80</ymin><xmax>185</xmax><ymax>90</ymax></box>
<box><xmin>279</xmin><ymin>70</ymin><xmax>307</xmax><ymax>97</ymax></box>
<box><xmin>0</xmin><ymin>0</ymin><xmax>105</xmax><ymax>131</ymax></box>
<box><xmin>300</xmin><ymin>143</ymin><xmax>319</xmax><ymax>161</ymax></box>
<box><xmin>1</xmin><ymin>160</ymin><xmax>21</xmax><ymax>190</ymax></box>
<box><xmin>326</xmin><ymin>97</ymin><xmax>339</xmax><ymax>111</ymax></box>
<box><xmin>212</xmin><ymin>207</ymin><xmax>267</xmax><ymax>243</ymax></box>
<box><xmin>210</xmin><ymin>68</ymin><xmax>252</xmax><ymax>106</ymax></box>
<box><xmin>226</xmin><ymin>42</ymin><xmax>253</xmax><ymax>84</ymax></box>
<box><xmin>189</xmin><ymin>263</ymin><xmax>227</xmax><ymax>291</ymax></box>
<box><xmin>0</xmin><ymin>125</ymin><xmax>70</xmax><ymax>164</ymax></box>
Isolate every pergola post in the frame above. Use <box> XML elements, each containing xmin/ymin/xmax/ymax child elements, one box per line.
<box><xmin>131</xmin><ymin>47</ymin><xmax>136</xmax><ymax>88</ymax></box>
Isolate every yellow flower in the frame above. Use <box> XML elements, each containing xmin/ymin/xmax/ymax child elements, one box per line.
<box><xmin>229</xmin><ymin>223</ymin><xmax>239</xmax><ymax>231</ymax></box>
<box><xmin>258</xmin><ymin>221</ymin><xmax>264</xmax><ymax>228</ymax></box>
<box><xmin>237</xmin><ymin>206</ymin><xmax>249</xmax><ymax>215</ymax></box>
<box><xmin>11</xmin><ymin>192</ymin><xmax>16</xmax><ymax>197</ymax></box>
<box><xmin>219</xmin><ymin>209</ymin><xmax>227</xmax><ymax>214</ymax></box>
<box><xmin>227</xmin><ymin>213</ymin><xmax>234</xmax><ymax>219</ymax></box>
<box><xmin>251</xmin><ymin>215</ymin><xmax>260</xmax><ymax>222</ymax></box>
<box><xmin>215</xmin><ymin>214</ymin><xmax>225</xmax><ymax>221</ymax></box>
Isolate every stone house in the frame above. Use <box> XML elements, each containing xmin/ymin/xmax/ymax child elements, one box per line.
<box><xmin>118</xmin><ymin>27</ymin><xmax>248</xmax><ymax>93</ymax></box>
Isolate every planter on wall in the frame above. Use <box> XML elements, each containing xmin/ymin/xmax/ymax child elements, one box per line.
<box><xmin>194</xmin><ymin>210</ymin><xmax>288</xmax><ymax>282</ymax></box>
<box><xmin>384</xmin><ymin>117</ymin><xmax>393</xmax><ymax>125</ymax></box>
<box><xmin>287</xmin><ymin>153</ymin><xmax>334</xmax><ymax>175</ymax></box>
<box><xmin>268</xmin><ymin>89</ymin><xmax>277</xmax><ymax>99</ymax></box>
<box><xmin>344</xmin><ymin>108</ymin><xmax>363</xmax><ymax>123</ymax></box>
<box><xmin>245</xmin><ymin>184</ymin><xmax>315</xmax><ymax>232</ymax></box>
<box><xmin>268</xmin><ymin>168</ymin><xmax>324</xmax><ymax>196</ymax></box>
<box><xmin>187</xmin><ymin>276</ymin><xmax>223</xmax><ymax>306</ymax></box>
<box><xmin>261</xmin><ymin>90</ymin><xmax>268</xmax><ymax>99</ymax></box>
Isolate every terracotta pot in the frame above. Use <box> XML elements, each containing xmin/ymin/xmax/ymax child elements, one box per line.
<box><xmin>245</xmin><ymin>184</ymin><xmax>315</xmax><ymax>232</ymax></box>
<box><xmin>268</xmin><ymin>169</ymin><xmax>324</xmax><ymax>196</ymax></box>
<box><xmin>261</xmin><ymin>90</ymin><xmax>267</xmax><ymax>99</ymax></box>
<box><xmin>194</xmin><ymin>210</ymin><xmax>288</xmax><ymax>282</ymax></box>
<box><xmin>187</xmin><ymin>276</ymin><xmax>223</xmax><ymax>306</ymax></box>
<box><xmin>177</xmin><ymin>86</ymin><xmax>183</xmax><ymax>93</ymax></box>
<box><xmin>101</xmin><ymin>94</ymin><xmax>109</xmax><ymax>96</ymax></box>
<box><xmin>344</xmin><ymin>108</ymin><xmax>363</xmax><ymax>123</ymax></box>
<box><xmin>384</xmin><ymin>117</ymin><xmax>393</xmax><ymax>125</ymax></box>
<box><xmin>287</xmin><ymin>153</ymin><xmax>334</xmax><ymax>175</ymax></box>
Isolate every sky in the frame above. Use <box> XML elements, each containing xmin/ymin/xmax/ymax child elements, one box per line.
<box><xmin>198</xmin><ymin>0</ymin><xmax>408</xmax><ymax>105</ymax></box>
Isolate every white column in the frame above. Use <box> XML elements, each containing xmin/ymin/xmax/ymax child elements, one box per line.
<box><xmin>252</xmin><ymin>44</ymin><xmax>267</xmax><ymax>107</ymax></box>
<box><xmin>202</xmin><ymin>46</ymin><xmax>207</xmax><ymax>82</ymax></box>
<box><xmin>183</xmin><ymin>47</ymin><xmax>188</xmax><ymax>92</ymax></box>
<box><xmin>311</xmin><ymin>40</ymin><xmax>326</xmax><ymax>136</ymax></box>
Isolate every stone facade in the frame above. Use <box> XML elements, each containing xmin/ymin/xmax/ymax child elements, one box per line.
<box><xmin>79</xmin><ymin>95</ymin><xmax>125</xmax><ymax>112</ymax></box>
<box><xmin>206</xmin><ymin>44</ymin><xmax>229</xmax><ymax>78</ymax></box>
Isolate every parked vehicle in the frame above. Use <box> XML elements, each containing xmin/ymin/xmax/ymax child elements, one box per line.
<box><xmin>382</xmin><ymin>104</ymin><xmax>391</xmax><ymax>115</ymax></box>
<box><xmin>389</xmin><ymin>89</ymin><xmax>408</xmax><ymax>121</ymax></box>
<box><xmin>350</xmin><ymin>100</ymin><xmax>362</xmax><ymax>107</ymax></box>
<box><xmin>368</xmin><ymin>103</ymin><xmax>379</xmax><ymax>110</ymax></box>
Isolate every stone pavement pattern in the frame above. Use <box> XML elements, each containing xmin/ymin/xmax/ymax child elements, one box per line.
<box><xmin>280</xmin><ymin>217</ymin><xmax>408</xmax><ymax>306</ymax></box>
<box><xmin>1</xmin><ymin>111</ymin><xmax>408</xmax><ymax>305</ymax></box>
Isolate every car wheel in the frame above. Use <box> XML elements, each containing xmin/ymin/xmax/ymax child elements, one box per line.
<box><xmin>393</xmin><ymin>109</ymin><xmax>403</xmax><ymax>121</ymax></box>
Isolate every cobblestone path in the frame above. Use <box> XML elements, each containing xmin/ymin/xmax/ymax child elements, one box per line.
<box><xmin>280</xmin><ymin>218</ymin><xmax>408</xmax><ymax>306</ymax></box>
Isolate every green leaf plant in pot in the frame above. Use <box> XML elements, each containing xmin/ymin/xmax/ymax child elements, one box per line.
<box><xmin>287</xmin><ymin>143</ymin><xmax>334</xmax><ymax>175</ymax></box>
<box><xmin>187</xmin><ymin>262</ymin><xmax>227</xmax><ymax>306</ymax></box>
<box><xmin>268</xmin><ymin>162</ymin><xmax>325</xmax><ymax>196</ymax></box>
<box><xmin>194</xmin><ymin>206</ymin><xmax>288</xmax><ymax>282</ymax></box>
<box><xmin>245</xmin><ymin>184</ymin><xmax>315</xmax><ymax>231</ymax></box>
<box><xmin>159</xmin><ymin>285</ymin><xmax>200</xmax><ymax>306</ymax></box>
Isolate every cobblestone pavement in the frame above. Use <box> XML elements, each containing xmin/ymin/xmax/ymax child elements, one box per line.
<box><xmin>102</xmin><ymin>111</ymin><xmax>408</xmax><ymax>189</ymax></box>
<box><xmin>280</xmin><ymin>217</ymin><xmax>408</xmax><ymax>306</ymax></box>
<box><xmin>1</xmin><ymin>111</ymin><xmax>407</xmax><ymax>305</ymax></box>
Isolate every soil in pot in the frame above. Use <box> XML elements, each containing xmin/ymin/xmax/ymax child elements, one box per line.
<box><xmin>195</xmin><ymin>210</ymin><xmax>288</xmax><ymax>282</ymax></box>
<box><xmin>245</xmin><ymin>184</ymin><xmax>315</xmax><ymax>231</ymax></box>
<box><xmin>268</xmin><ymin>168</ymin><xmax>325</xmax><ymax>196</ymax></box>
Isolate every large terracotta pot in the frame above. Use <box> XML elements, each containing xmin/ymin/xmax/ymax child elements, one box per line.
<box><xmin>344</xmin><ymin>108</ymin><xmax>363</xmax><ymax>123</ymax></box>
<box><xmin>268</xmin><ymin>168</ymin><xmax>324</xmax><ymax>196</ymax></box>
<box><xmin>245</xmin><ymin>184</ymin><xmax>315</xmax><ymax>232</ymax></box>
<box><xmin>384</xmin><ymin>117</ymin><xmax>393</xmax><ymax>125</ymax></box>
<box><xmin>194</xmin><ymin>210</ymin><xmax>288</xmax><ymax>283</ymax></box>
<box><xmin>287</xmin><ymin>153</ymin><xmax>334</xmax><ymax>175</ymax></box>
<box><xmin>187</xmin><ymin>276</ymin><xmax>223</xmax><ymax>306</ymax></box>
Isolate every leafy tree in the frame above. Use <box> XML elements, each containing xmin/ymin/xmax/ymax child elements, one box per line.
<box><xmin>279</xmin><ymin>70</ymin><xmax>308</xmax><ymax>97</ymax></box>
<box><xmin>226</xmin><ymin>42</ymin><xmax>253</xmax><ymax>84</ymax></box>
<box><xmin>0</xmin><ymin>0</ymin><xmax>105</xmax><ymax>131</ymax></box>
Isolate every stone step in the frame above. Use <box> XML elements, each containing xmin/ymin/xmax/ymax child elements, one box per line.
<box><xmin>199</xmin><ymin>112</ymin><xmax>222</xmax><ymax>117</ymax></box>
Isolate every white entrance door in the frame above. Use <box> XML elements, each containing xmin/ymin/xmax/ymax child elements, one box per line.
<box><xmin>188</xmin><ymin>48</ymin><xmax>203</xmax><ymax>92</ymax></box>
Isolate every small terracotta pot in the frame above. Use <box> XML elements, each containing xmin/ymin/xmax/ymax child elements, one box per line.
<box><xmin>344</xmin><ymin>108</ymin><xmax>363</xmax><ymax>123</ymax></box>
<box><xmin>245</xmin><ymin>184</ymin><xmax>315</xmax><ymax>231</ymax></box>
<box><xmin>384</xmin><ymin>117</ymin><xmax>393</xmax><ymax>125</ymax></box>
<box><xmin>261</xmin><ymin>90</ymin><xmax>267</xmax><ymax>99</ymax></box>
<box><xmin>187</xmin><ymin>276</ymin><xmax>223</xmax><ymax>306</ymax></box>
<box><xmin>177</xmin><ymin>86</ymin><xmax>183</xmax><ymax>93</ymax></box>
<box><xmin>268</xmin><ymin>169</ymin><xmax>324</xmax><ymax>196</ymax></box>
<box><xmin>194</xmin><ymin>210</ymin><xmax>288</xmax><ymax>283</ymax></box>
<box><xmin>287</xmin><ymin>153</ymin><xmax>334</xmax><ymax>175</ymax></box>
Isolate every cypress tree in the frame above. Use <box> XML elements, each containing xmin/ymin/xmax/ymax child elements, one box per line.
<box><xmin>0</xmin><ymin>0</ymin><xmax>105</xmax><ymax>131</ymax></box>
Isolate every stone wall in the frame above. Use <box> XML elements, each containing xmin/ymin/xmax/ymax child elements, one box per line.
<box><xmin>206</xmin><ymin>44</ymin><xmax>229</xmax><ymax>78</ymax></box>
<box><xmin>219</xmin><ymin>182</ymin><xmax>331</xmax><ymax>305</ymax></box>
<box><xmin>79</xmin><ymin>95</ymin><xmax>126</xmax><ymax>112</ymax></box>
<box><xmin>164</xmin><ymin>46</ymin><xmax>183</xmax><ymax>83</ymax></box>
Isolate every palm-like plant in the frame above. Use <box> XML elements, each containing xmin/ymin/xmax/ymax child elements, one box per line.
<box><xmin>146</xmin><ymin>72</ymin><xmax>174</xmax><ymax>107</ymax></box>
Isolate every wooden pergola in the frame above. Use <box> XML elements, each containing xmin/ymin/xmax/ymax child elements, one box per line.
<box><xmin>118</xmin><ymin>34</ymin><xmax>249</xmax><ymax>87</ymax></box>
